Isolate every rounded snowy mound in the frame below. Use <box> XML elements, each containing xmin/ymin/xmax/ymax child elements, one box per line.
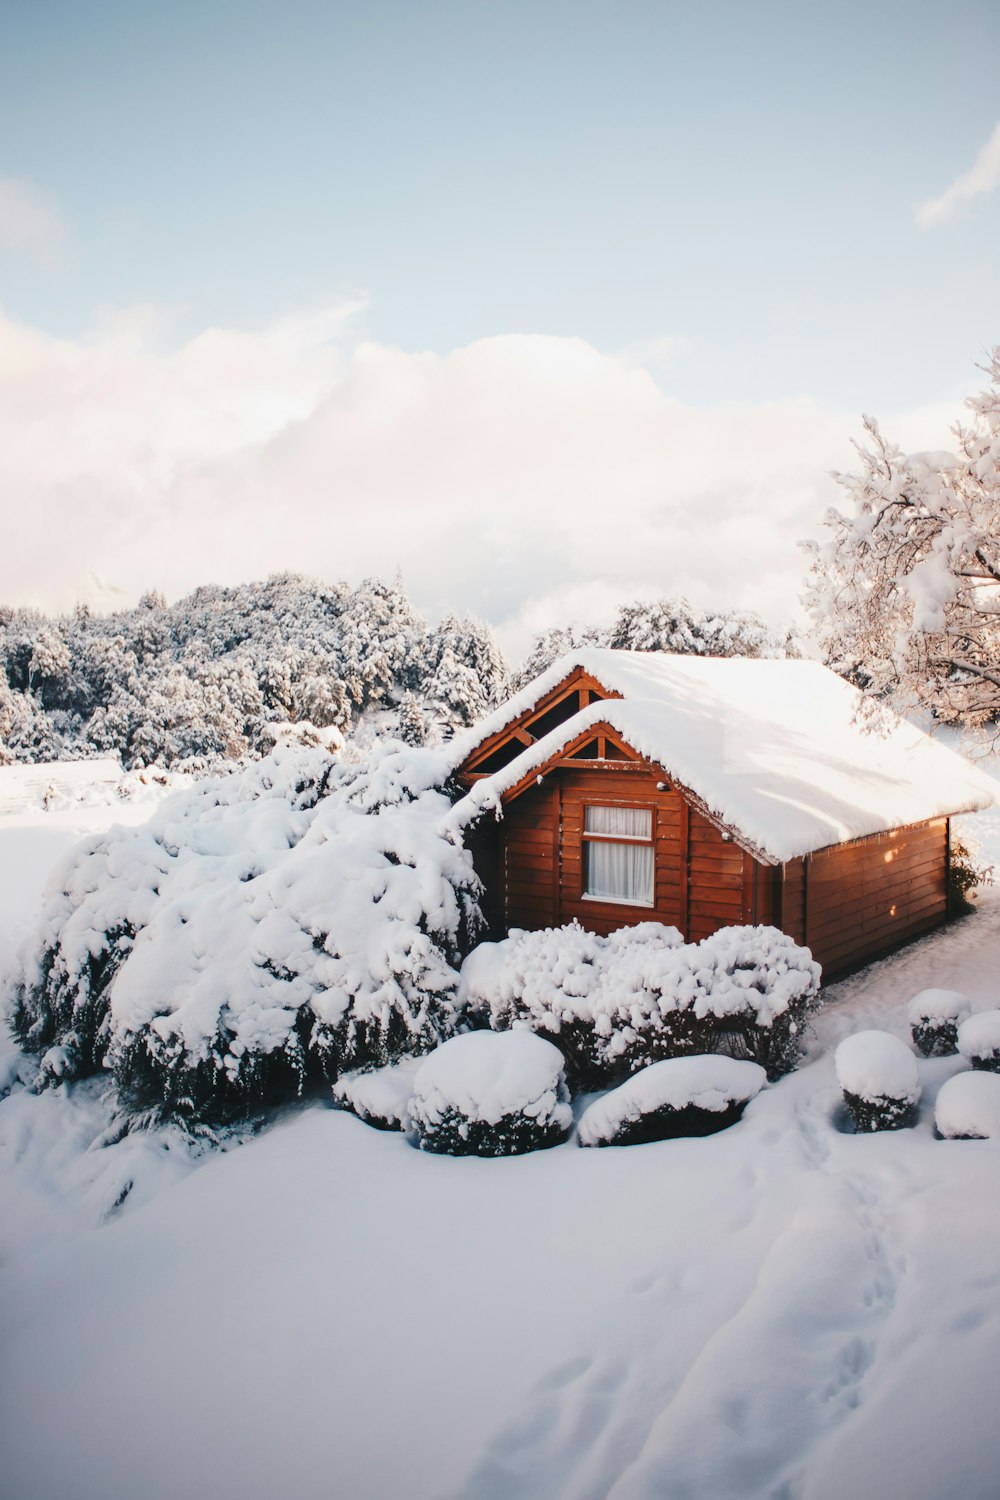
<box><xmin>578</xmin><ymin>1055</ymin><xmax>766</xmax><ymax>1148</ymax></box>
<box><xmin>333</xmin><ymin>1058</ymin><xmax>423</xmax><ymax>1132</ymax></box>
<box><xmin>410</xmin><ymin>1030</ymin><xmax>572</xmax><ymax>1156</ymax></box>
<box><xmin>907</xmin><ymin>989</ymin><xmax>971</xmax><ymax>1026</ymax></box>
<box><xmin>908</xmin><ymin>987</ymin><xmax>971</xmax><ymax>1057</ymax></box>
<box><xmin>935</xmin><ymin>1071</ymin><xmax>1000</xmax><ymax>1140</ymax></box>
<box><xmin>834</xmin><ymin>1031</ymin><xmax>921</xmax><ymax>1105</ymax></box>
<box><xmin>957</xmin><ymin>1012</ymin><xmax>1000</xmax><ymax>1071</ymax></box>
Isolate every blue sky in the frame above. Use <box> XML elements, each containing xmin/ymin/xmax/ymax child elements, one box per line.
<box><xmin>3</xmin><ymin>0</ymin><xmax>998</xmax><ymax>405</ymax></box>
<box><xmin>1</xmin><ymin>0</ymin><xmax>998</xmax><ymax>643</ymax></box>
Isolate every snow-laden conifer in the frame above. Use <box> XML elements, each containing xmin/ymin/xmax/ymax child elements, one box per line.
<box><xmin>8</xmin><ymin>740</ymin><xmax>484</xmax><ymax>1123</ymax></box>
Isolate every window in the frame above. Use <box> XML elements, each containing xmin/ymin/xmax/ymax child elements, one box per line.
<box><xmin>582</xmin><ymin>805</ymin><xmax>654</xmax><ymax>906</ymax></box>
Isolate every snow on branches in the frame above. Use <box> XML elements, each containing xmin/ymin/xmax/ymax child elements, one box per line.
<box><xmin>8</xmin><ymin>741</ymin><xmax>485</xmax><ymax>1123</ymax></box>
<box><xmin>803</xmin><ymin>349</ymin><xmax>1000</xmax><ymax>729</ymax></box>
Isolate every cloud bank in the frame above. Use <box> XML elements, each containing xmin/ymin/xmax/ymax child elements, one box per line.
<box><xmin>917</xmin><ymin>121</ymin><xmax>1000</xmax><ymax>228</ymax></box>
<box><xmin>0</xmin><ymin>304</ymin><xmax>950</xmax><ymax>658</ymax></box>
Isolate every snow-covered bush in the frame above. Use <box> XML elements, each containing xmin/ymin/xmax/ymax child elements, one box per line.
<box><xmin>935</xmin><ymin>1071</ymin><xmax>1000</xmax><ymax>1140</ymax></box>
<box><xmin>409</xmin><ymin>1031</ymin><xmax>572</xmax><ymax>1156</ymax></box>
<box><xmin>333</xmin><ymin>1057</ymin><xmax>423</xmax><ymax>1132</ymax></box>
<box><xmin>907</xmin><ymin>988</ymin><xmax>971</xmax><ymax>1057</ymax></box>
<box><xmin>9</xmin><ymin>742</ymin><xmax>484</xmax><ymax>1124</ymax></box>
<box><xmin>459</xmin><ymin>920</ymin><xmax>692</xmax><ymax>1087</ymax></box>
<box><xmin>577</xmin><ymin>1056</ymin><xmax>766</xmax><ymax>1148</ymax></box>
<box><xmin>957</xmin><ymin>1011</ymin><xmax>1000</xmax><ymax>1073</ymax></box>
<box><xmin>686</xmin><ymin>926</ymin><xmax>821</xmax><ymax>1079</ymax></box>
<box><xmin>835</xmin><ymin>1031</ymin><xmax>921</xmax><ymax>1132</ymax></box>
<box><xmin>459</xmin><ymin>921</ymin><xmax>818</xmax><ymax>1086</ymax></box>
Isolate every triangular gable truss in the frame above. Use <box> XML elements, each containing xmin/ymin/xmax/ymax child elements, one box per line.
<box><xmin>459</xmin><ymin>666</ymin><xmax>621</xmax><ymax>778</ymax></box>
<box><xmin>471</xmin><ymin>714</ymin><xmax>778</xmax><ymax>868</ymax></box>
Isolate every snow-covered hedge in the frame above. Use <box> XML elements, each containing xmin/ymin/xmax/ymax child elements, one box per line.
<box><xmin>957</xmin><ymin>1011</ymin><xmax>1000</xmax><ymax>1073</ymax></box>
<box><xmin>935</xmin><ymin>1071</ymin><xmax>1000</xmax><ymax>1140</ymax></box>
<box><xmin>9</xmin><ymin>743</ymin><xmax>484</xmax><ymax>1123</ymax></box>
<box><xmin>835</xmin><ymin>1031</ymin><xmax>921</xmax><ymax>1132</ymax></box>
<box><xmin>333</xmin><ymin>1057</ymin><xmax>423</xmax><ymax>1132</ymax></box>
<box><xmin>907</xmin><ymin>988</ymin><xmax>971</xmax><ymax>1058</ymax></box>
<box><xmin>577</xmin><ymin>1055</ymin><xmax>766</xmax><ymax>1148</ymax></box>
<box><xmin>409</xmin><ymin>1031</ymin><xmax>573</xmax><ymax>1156</ymax></box>
<box><xmin>459</xmin><ymin>921</ymin><xmax>819</xmax><ymax>1085</ymax></box>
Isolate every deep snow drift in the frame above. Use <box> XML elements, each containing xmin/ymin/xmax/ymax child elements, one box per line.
<box><xmin>2</xmin><ymin>760</ymin><xmax>1000</xmax><ymax>1500</ymax></box>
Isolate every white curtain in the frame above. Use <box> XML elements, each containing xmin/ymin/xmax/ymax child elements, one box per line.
<box><xmin>584</xmin><ymin>806</ymin><xmax>651</xmax><ymax>839</ymax></box>
<box><xmin>584</xmin><ymin>806</ymin><xmax>654</xmax><ymax>904</ymax></box>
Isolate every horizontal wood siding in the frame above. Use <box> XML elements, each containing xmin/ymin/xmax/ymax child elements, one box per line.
<box><xmin>781</xmin><ymin>858</ymin><xmax>807</xmax><ymax>945</ymax></box>
<box><xmin>556</xmin><ymin>767</ymin><xmax>685</xmax><ymax>938</ymax></box>
<box><xmin>686</xmin><ymin>811</ymin><xmax>749</xmax><ymax>942</ymax></box>
<box><xmin>503</xmin><ymin>781</ymin><xmax>559</xmax><ymax>930</ymax></box>
<box><xmin>805</xmin><ymin>820</ymin><xmax>948</xmax><ymax>978</ymax></box>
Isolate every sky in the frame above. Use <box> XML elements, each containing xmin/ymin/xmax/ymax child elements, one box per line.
<box><xmin>1</xmin><ymin>0</ymin><xmax>998</xmax><ymax>656</ymax></box>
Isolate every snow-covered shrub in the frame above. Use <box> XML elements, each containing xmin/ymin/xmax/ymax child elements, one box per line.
<box><xmin>460</xmin><ymin>922</ymin><xmax>818</xmax><ymax>1086</ymax></box>
<box><xmin>835</xmin><ymin>1031</ymin><xmax>921</xmax><ymax>1132</ymax></box>
<box><xmin>957</xmin><ymin>1011</ymin><xmax>1000</xmax><ymax>1073</ymax></box>
<box><xmin>935</xmin><ymin>1071</ymin><xmax>1000</xmax><ymax>1140</ymax></box>
<box><xmin>948</xmin><ymin>833</ymin><xmax>993</xmax><ymax>913</ymax></box>
<box><xmin>577</xmin><ymin>1056</ymin><xmax>766</xmax><ymax>1148</ymax></box>
<box><xmin>409</xmin><ymin>1031</ymin><xmax>572</xmax><ymax>1156</ymax></box>
<box><xmin>9</xmin><ymin>742</ymin><xmax>484</xmax><ymax>1124</ymax></box>
<box><xmin>458</xmin><ymin>921</ymin><xmax>690</xmax><ymax>1088</ymax></box>
<box><xmin>332</xmin><ymin>1057</ymin><xmax>423</xmax><ymax>1132</ymax></box>
<box><xmin>685</xmin><ymin>926</ymin><xmax>821</xmax><ymax>1079</ymax></box>
<box><xmin>907</xmin><ymin>988</ymin><xmax>971</xmax><ymax>1057</ymax></box>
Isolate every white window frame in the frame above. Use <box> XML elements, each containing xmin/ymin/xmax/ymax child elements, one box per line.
<box><xmin>581</xmin><ymin>804</ymin><xmax>655</xmax><ymax>908</ymax></box>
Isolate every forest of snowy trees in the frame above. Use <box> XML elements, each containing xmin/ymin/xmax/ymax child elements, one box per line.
<box><xmin>0</xmin><ymin>575</ymin><xmax>792</xmax><ymax>770</ymax></box>
<box><xmin>0</xmin><ymin>574</ymin><xmax>511</xmax><ymax>768</ymax></box>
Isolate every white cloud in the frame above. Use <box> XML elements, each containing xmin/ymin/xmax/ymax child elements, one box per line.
<box><xmin>916</xmin><ymin>121</ymin><xmax>1000</xmax><ymax>228</ymax></box>
<box><xmin>0</xmin><ymin>307</ymin><xmax>960</xmax><ymax>661</ymax></box>
<box><xmin>0</xmin><ymin>177</ymin><xmax>64</xmax><ymax>266</ymax></box>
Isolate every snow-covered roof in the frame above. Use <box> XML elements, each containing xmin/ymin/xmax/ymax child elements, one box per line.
<box><xmin>450</xmin><ymin>649</ymin><xmax>998</xmax><ymax>864</ymax></box>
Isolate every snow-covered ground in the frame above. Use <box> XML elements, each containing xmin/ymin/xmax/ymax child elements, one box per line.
<box><xmin>1</xmin><ymin>762</ymin><xmax>999</xmax><ymax>1500</ymax></box>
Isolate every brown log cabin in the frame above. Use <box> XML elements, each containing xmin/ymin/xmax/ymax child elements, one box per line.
<box><xmin>450</xmin><ymin>651</ymin><xmax>997</xmax><ymax>981</ymax></box>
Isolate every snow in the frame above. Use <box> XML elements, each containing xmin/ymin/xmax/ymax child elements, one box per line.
<box><xmin>3</xmin><ymin>753</ymin><xmax>1000</xmax><ymax>1500</ymax></box>
<box><xmin>906</xmin><ymin>987</ymin><xmax>971</xmax><ymax>1025</ymax></box>
<box><xmin>578</xmin><ymin>1056</ymin><xmax>767</xmax><ymax>1146</ymax></box>
<box><xmin>957</xmin><ymin>1010</ymin><xmax>1000</xmax><ymax>1066</ymax></box>
<box><xmin>410</xmin><ymin>1030</ymin><xmax>572</xmax><ymax>1129</ymax></box>
<box><xmin>332</xmin><ymin>1057</ymin><xmax>423</xmax><ymax>1130</ymax></box>
<box><xmin>448</xmin><ymin>649</ymin><xmax>998</xmax><ymax>863</ymax></box>
<box><xmin>8</xmin><ymin>742</ymin><xmax>478</xmax><ymax>1109</ymax></box>
<box><xmin>834</xmin><ymin>1031</ymin><xmax>921</xmax><ymax>1103</ymax></box>
<box><xmin>935</xmin><ymin>1071</ymin><xmax>1000</xmax><ymax>1139</ymax></box>
<box><xmin>460</xmin><ymin>921</ymin><xmax>817</xmax><ymax>1041</ymax></box>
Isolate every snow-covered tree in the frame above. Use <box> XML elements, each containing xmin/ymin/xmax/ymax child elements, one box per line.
<box><xmin>514</xmin><ymin>600</ymin><xmax>793</xmax><ymax>691</ymax></box>
<box><xmin>9</xmin><ymin>741</ymin><xmax>485</xmax><ymax>1124</ymax></box>
<box><xmin>803</xmin><ymin>349</ymin><xmax>1000</xmax><ymax>729</ymax></box>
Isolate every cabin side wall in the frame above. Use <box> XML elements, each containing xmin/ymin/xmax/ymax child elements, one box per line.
<box><xmin>803</xmin><ymin>818</ymin><xmax>949</xmax><ymax>979</ymax></box>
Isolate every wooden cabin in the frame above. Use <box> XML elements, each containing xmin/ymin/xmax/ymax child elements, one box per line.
<box><xmin>449</xmin><ymin>650</ymin><xmax>997</xmax><ymax>981</ymax></box>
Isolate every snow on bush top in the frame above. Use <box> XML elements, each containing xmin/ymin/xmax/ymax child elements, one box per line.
<box><xmin>11</xmin><ymin>740</ymin><xmax>483</xmax><ymax>1111</ymax></box>
<box><xmin>935</xmin><ymin>1071</ymin><xmax>1000</xmax><ymax>1140</ymax></box>
<box><xmin>447</xmin><ymin>649</ymin><xmax>997</xmax><ymax>863</ymax></box>
<box><xmin>834</xmin><ymin>1031</ymin><xmax>921</xmax><ymax>1104</ymax></box>
<box><xmin>333</xmin><ymin>1057</ymin><xmax>423</xmax><ymax>1130</ymax></box>
<box><xmin>577</xmin><ymin>1055</ymin><xmax>766</xmax><ymax>1147</ymax></box>
<box><xmin>411</xmin><ymin>1031</ymin><xmax>572</xmax><ymax>1130</ymax></box>
<box><xmin>906</xmin><ymin>988</ymin><xmax>971</xmax><ymax>1026</ymax></box>
<box><xmin>957</xmin><ymin>1011</ymin><xmax>1000</xmax><ymax>1063</ymax></box>
<box><xmin>459</xmin><ymin>921</ymin><xmax>818</xmax><ymax>1038</ymax></box>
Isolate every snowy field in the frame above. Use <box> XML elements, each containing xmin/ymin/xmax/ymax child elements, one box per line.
<box><xmin>2</xmin><ymin>763</ymin><xmax>1000</xmax><ymax>1500</ymax></box>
